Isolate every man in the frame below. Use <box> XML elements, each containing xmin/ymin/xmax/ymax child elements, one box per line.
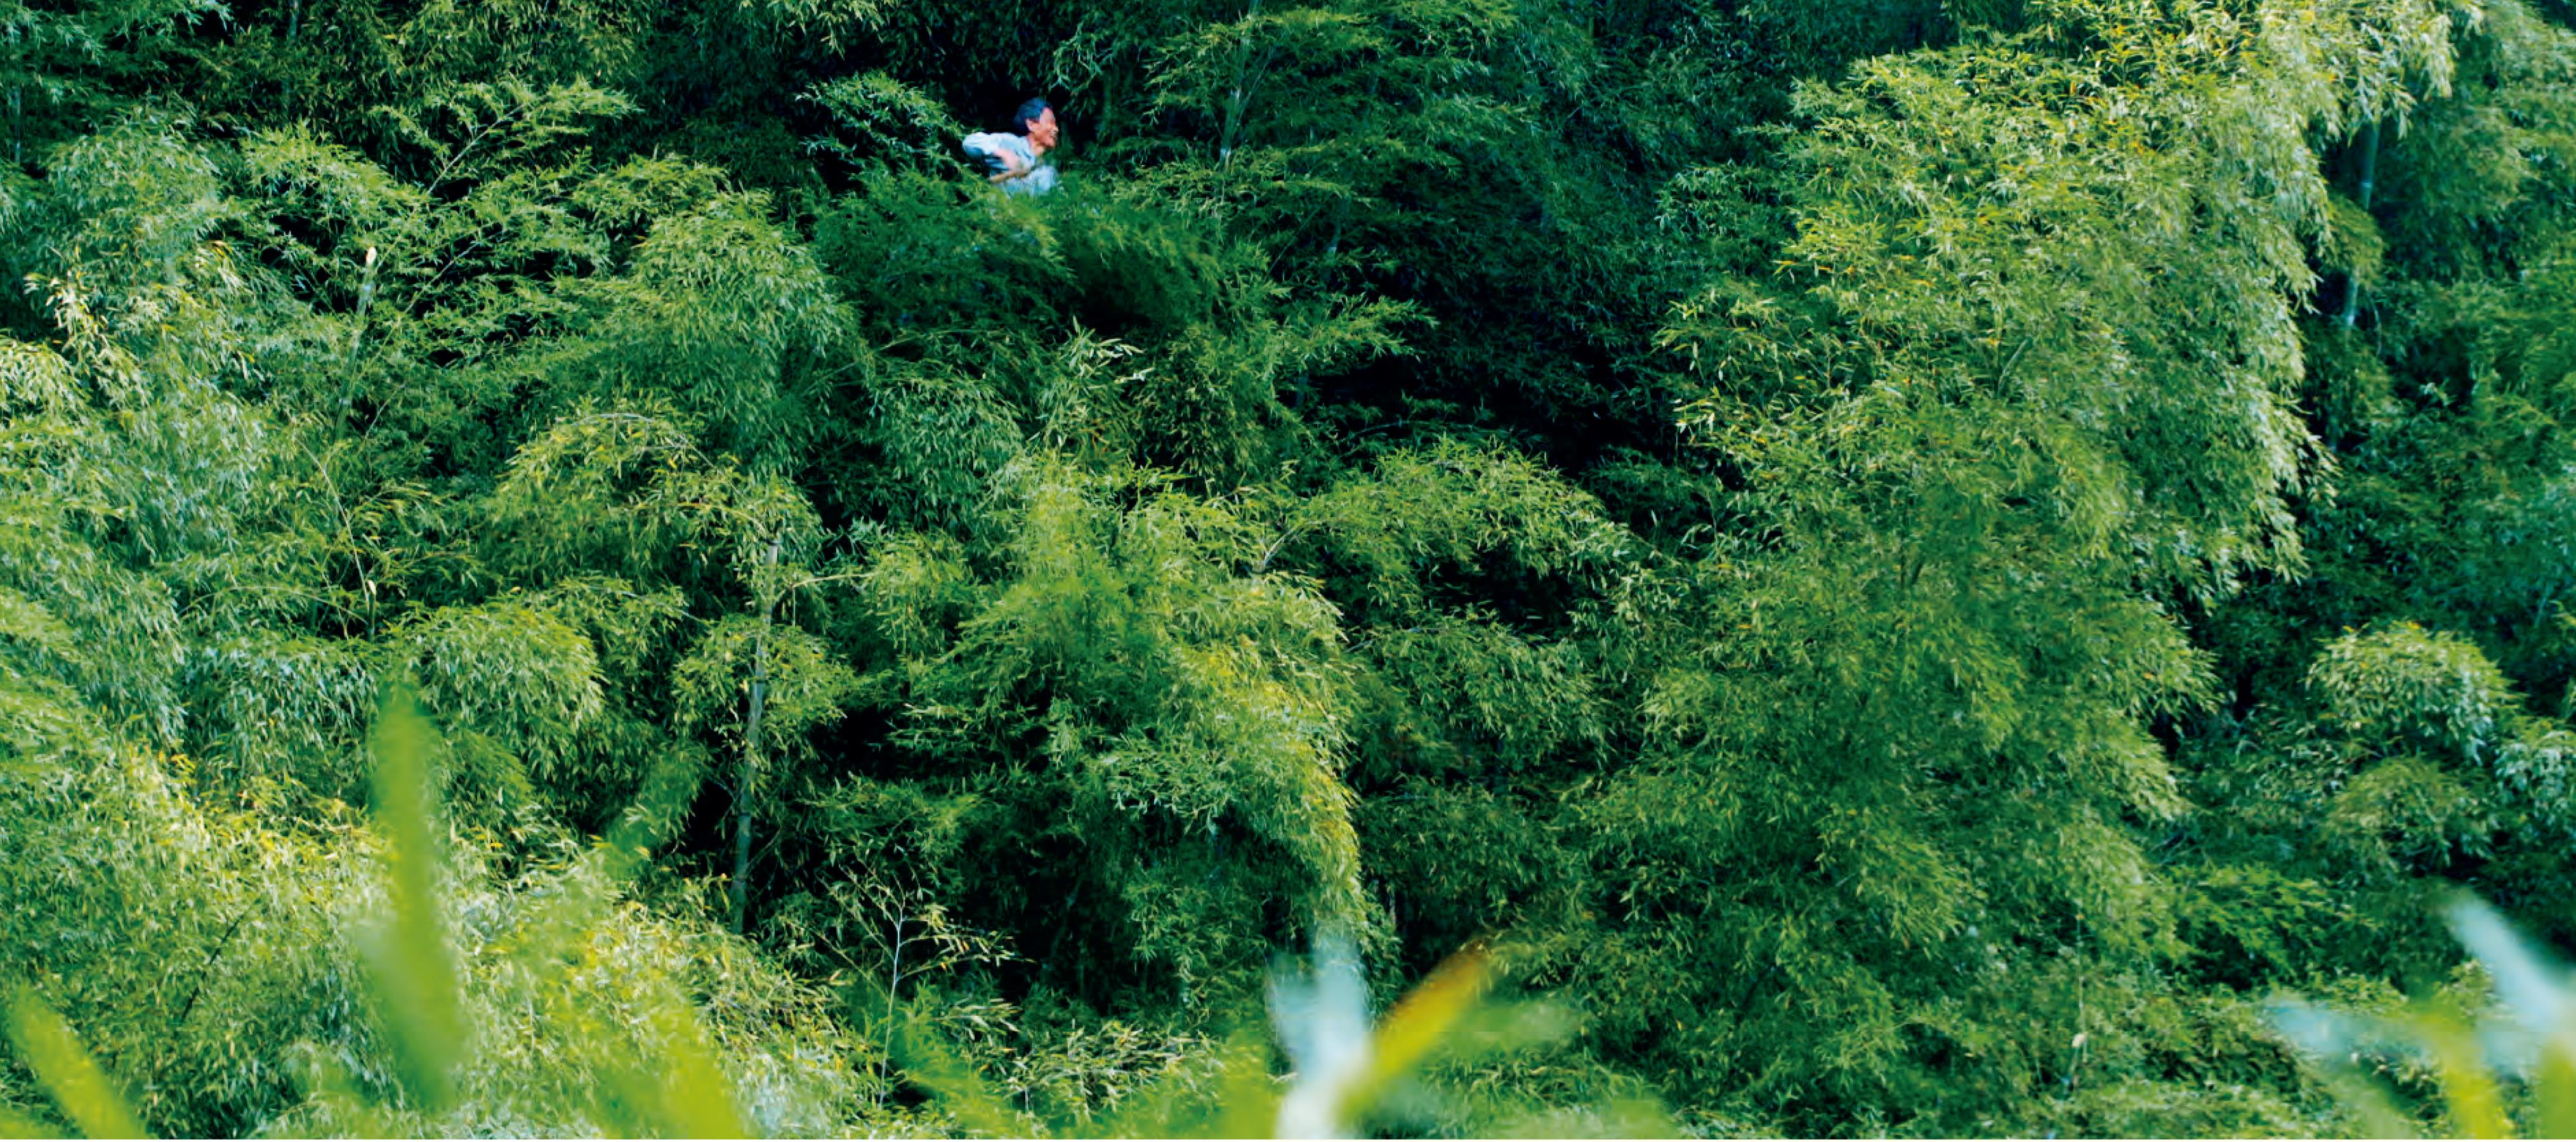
<box><xmin>962</xmin><ymin>98</ymin><xmax>1060</xmax><ymax>196</ymax></box>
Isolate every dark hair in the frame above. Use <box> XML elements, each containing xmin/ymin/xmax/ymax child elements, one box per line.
<box><xmin>1013</xmin><ymin>98</ymin><xmax>1052</xmax><ymax>135</ymax></box>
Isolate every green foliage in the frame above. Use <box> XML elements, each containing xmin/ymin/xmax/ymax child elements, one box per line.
<box><xmin>2311</xmin><ymin>625</ymin><xmax>2518</xmax><ymax>763</ymax></box>
<box><xmin>2277</xmin><ymin>897</ymin><xmax>2576</xmax><ymax>1138</ymax></box>
<box><xmin>804</xmin><ymin>73</ymin><xmax>969</xmax><ymax>174</ymax></box>
<box><xmin>902</xmin><ymin>940</ymin><xmax>1671</xmax><ymax>1138</ymax></box>
<box><xmin>867</xmin><ymin>457</ymin><xmax>1369</xmax><ymax>994</ymax></box>
<box><xmin>8</xmin><ymin>0</ymin><xmax>2576</xmax><ymax>1136</ymax></box>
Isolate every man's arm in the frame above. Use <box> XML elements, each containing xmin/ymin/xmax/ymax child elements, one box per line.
<box><xmin>987</xmin><ymin>143</ymin><xmax>1032</xmax><ymax>184</ymax></box>
<box><xmin>964</xmin><ymin>135</ymin><xmax>1032</xmax><ymax>184</ymax></box>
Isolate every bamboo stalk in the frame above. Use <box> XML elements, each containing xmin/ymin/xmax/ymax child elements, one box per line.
<box><xmin>2341</xmin><ymin>119</ymin><xmax>2381</xmax><ymax>330</ymax></box>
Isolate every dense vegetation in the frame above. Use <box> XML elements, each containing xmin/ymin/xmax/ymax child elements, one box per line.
<box><xmin>6</xmin><ymin>0</ymin><xmax>2576</xmax><ymax>1135</ymax></box>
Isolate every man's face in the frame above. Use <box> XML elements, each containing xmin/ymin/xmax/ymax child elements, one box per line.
<box><xmin>1028</xmin><ymin>108</ymin><xmax>1060</xmax><ymax>152</ymax></box>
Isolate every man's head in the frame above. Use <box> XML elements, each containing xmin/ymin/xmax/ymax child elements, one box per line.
<box><xmin>1014</xmin><ymin>98</ymin><xmax>1059</xmax><ymax>154</ymax></box>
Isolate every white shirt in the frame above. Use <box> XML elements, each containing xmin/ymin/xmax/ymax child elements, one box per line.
<box><xmin>961</xmin><ymin>132</ymin><xmax>1056</xmax><ymax>195</ymax></box>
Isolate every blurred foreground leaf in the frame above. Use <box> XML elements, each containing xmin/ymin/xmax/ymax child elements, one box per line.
<box><xmin>4</xmin><ymin>986</ymin><xmax>145</xmax><ymax>1139</ymax></box>
<box><xmin>2275</xmin><ymin>896</ymin><xmax>2576</xmax><ymax>1139</ymax></box>
<box><xmin>357</xmin><ymin>684</ymin><xmax>464</xmax><ymax>1112</ymax></box>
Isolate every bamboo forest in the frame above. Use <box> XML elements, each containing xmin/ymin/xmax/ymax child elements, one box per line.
<box><xmin>9</xmin><ymin>0</ymin><xmax>2576</xmax><ymax>1137</ymax></box>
